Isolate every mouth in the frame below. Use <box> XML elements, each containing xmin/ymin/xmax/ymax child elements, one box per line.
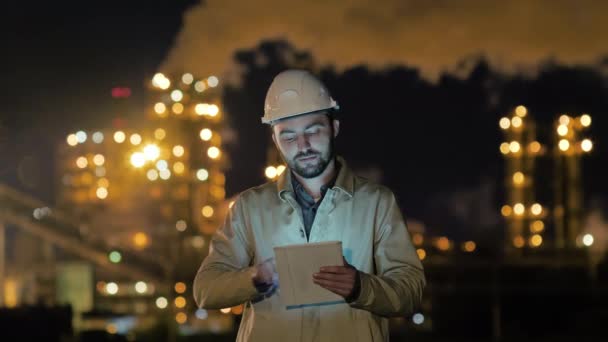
<box><xmin>297</xmin><ymin>155</ymin><xmax>318</xmax><ymax>162</ymax></box>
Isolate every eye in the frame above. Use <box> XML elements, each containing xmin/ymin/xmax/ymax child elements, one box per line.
<box><xmin>305</xmin><ymin>127</ymin><xmax>320</xmax><ymax>135</ymax></box>
<box><xmin>282</xmin><ymin>135</ymin><xmax>296</xmax><ymax>142</ymax></box>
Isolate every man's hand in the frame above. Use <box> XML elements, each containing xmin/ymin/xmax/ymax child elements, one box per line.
<box><xmin>313</xmin><ymin>256</ymin><xmax>361</xmax><ymax>301</ymax></box>
<box><xmin>251</xmin><ymin>257</ymin><xmax>277</xmax><ymax>294</ymax></box>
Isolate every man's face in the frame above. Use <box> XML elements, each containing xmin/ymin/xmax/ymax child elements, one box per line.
<box><xmin>272</xmin><ymin>113</ymin><xmax>339</xmax><ymax>179</ymax></box>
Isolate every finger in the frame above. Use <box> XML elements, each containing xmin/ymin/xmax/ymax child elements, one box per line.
<box><xmin>312</xmin><ymin>278</ymin><xmax>353</xmax><ymax>291</ymax></box>
<box><xmin>319</xmin><ymin>266</ymin><xmax>351</xmax><ymax>273</ymax></box>
<box><xmin>314</xmin><ymin>283</ymin><xmax>350</xmax><ymax>297</ymax></box>
<box><xmin>313</xmin><ymin>272</ymin><xmax>353</xmax><ymax>283</ymax></box>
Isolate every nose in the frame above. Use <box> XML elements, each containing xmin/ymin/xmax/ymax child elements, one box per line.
<box><xmin>296</xmin><ymin>134</ymin><xmax>311</xmax><ymax>151</ymax></box>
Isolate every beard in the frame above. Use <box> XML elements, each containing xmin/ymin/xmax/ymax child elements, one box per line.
<box><xmin>282</xmin><ymin>141</ymin><xmax>334</xmax><ymax>179</ymax></box>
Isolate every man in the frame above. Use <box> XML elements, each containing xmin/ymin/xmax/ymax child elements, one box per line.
<box><xmin>193</xmin><ymin>69</ymin><xmax>425</xmax><ymax>341</ymax></box>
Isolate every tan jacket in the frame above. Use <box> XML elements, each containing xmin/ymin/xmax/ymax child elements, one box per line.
<box><xmin>194</xmin><ymin>158</ymin><xmax>426</xmax><ymax>341</ymax></box>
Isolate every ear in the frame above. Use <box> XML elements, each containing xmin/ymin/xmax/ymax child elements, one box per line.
<box><xmin>332</xmin><ymin>119</ymin><xmax>340</xmax><ymax>138</ymax></box>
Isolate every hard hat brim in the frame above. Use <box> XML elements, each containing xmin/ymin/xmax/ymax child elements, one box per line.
<box><xmin>261</xmin><ymin>105</ymin><xmax>340</xmax><ymax>125</ymax></box>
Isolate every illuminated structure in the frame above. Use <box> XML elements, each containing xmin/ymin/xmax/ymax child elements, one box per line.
<box><xmin>553</xmin><ymin>113</ymin><xmax>593</xmax><ymax>249</ymax></box>
<box><xmin>55</xmin><ymin>72</ymin><xmax>233</xmax><ymax>329</ymax></box>
<box><xmin>499</xmin><ymin>105</ymin><xmax>546</xmax><ymax>251</ymax></box>
<box><xmin>500</xmin><ymin>107</ymin><xmax>594</xmax><ymax>251</ymax></box>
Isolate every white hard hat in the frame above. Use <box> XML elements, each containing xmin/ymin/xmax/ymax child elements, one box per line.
<box><xmin>261</xmin><ymin>69</ymin><xmax>339</xmax><ymax>124</ymax></box>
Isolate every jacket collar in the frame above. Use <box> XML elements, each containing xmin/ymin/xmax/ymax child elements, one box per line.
<box><xmin>277</xmin><ymin>156</ymin><xmax>354</xmax><ymax>201</ymax></box>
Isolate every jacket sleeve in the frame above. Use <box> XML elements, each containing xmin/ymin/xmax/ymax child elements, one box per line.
<box><xmin>349</xmin><ymin>190</ymin><xmax>426</xmax><ymax>317</ymax></box>
<box><xmin>193</xmin><ymin>196</ymin><xmax>260</xmax><ymax>309</ymax></box>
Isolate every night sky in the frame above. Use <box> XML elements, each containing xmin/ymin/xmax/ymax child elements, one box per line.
<box><xmin>1</xmin><ymin>1</ymin><xmax>606</xmax><ymax>241</ymax></box>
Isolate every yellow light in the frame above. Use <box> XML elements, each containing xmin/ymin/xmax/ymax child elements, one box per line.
<box><xmin>463</xmin><ymin>241</ymin><xmax>476</xmax><ymax>252</ymax></box>
<box><xmin>276</xmin><ymin>165</ymin><xmax>286</xmax><ymax>175</ymax></box>
<box><xmin>512</xmin><ymin>172</ymin><xmax>525</xmax><ymax>185</ymax></box>
<box><xmin>436</xmin><ymin>237</ymin><xmax>450</xmax><ymax>251</ymax></box>
<box><xmin>113</xmin><ymin>131</ymin><xmax>126</xmax><ymax>143</ymax></box>
<box><xmin>529</xmin><ymin>141</ymin><xmax>541</xmax><ymax>153</ymax></box>
<box><xmin>152</xmin><ymin>73</ymin><xmax>165</xmax><ymax>87</ymax></box>
<box><xmin>499</xmin><ymin>117</ymin><xmax>510</xmax><ymax>130</ymax></box>
<box><xmin>171</xmin><ymin>89</ymin><xmax>183</xmax><ymax>102</ymax></box>
<box><xmin>511</xmin><ymin>116</ymin><xmax>523</xmax><ymax>128</ymax></box>
<box><xmin>147</xmin><ymin>169</ymin><xmax>158</xmax><ymax>181</ymax></box>
<box><xmin>501</xmin><ymin>205</ymin><xmax>512</xmax><ymax>217</ymax></box>
<box><xmin>581</xmin><ymin>139</ymin><xmax>593</xmax><ymax>152</ymax></box>
<box><xmin>580</xmin><ymin>114</ymin><xmax>591</xmax><ymax>127</ymax></box>
<box><xmin>175</xmin><ymin>282</ymin><xmax>187</xmax><ymax>294</ymax></box>
<box><xmin>209</xmin><ymin>104</ymin><xmax>219</xmax><ymax>117</ymax></box>
<box><xmin>416</xmin><ymin>248</ymin><xmax>426</xmax><ymax>260</ymax></box>
<box><xmin>530</xmin><ymin>234</ymin><xmax>543</xmax><ymax>247</ymax></box>
<box><xmin>202</xmin><ymin>205</ymin><xmax>214</xmax><ymax>218</ymax></box>
<box><xmin>133</xmin><ymin>232</ymin><xmax>149</xmax><ymax>248</ymax></box>
<box><xmin>559</xmin><ymin>114</ymin><xmax>570</xmax><ymax>125</ymax></box>
<box><xmin>173</xmin><ymin>145</ymin><xmax>184</xmax><ymax>157</ymax></box>
<box><xmin>76</xmin><ymin>131</ymin><xmax>87</xmax><ymax>143</ymax></box>
<box><xmin>172</xmin><ymin>103</ymin><xmax>184</xmax><ymax>114</ymax></box>
<box><xmin>130</xmin><ymin>152</ymin><xmax>146</xmax><ymax>168</ymax></box>
<box><xmin>196</xmin><ymin>169</ymin><xmax>209</xmax><ymax>181</ymax></box>
<box><xmin>154</xmin><ymin>128</ymin><xmax>166</xmax><ymax>140</ymax></box>
<box><xmin>105</xmin><ymin>282</ymin><xmax>118</xmax><ymax>295</ymax></box>
<box><xmin>143</xmin><ymin>144</ymin><xmax>160</xmax><ymax>161</ymax></box>
<box><xmin>135</xmin><ymin>281</ymin><xmax>147</xmax><ymax>294</ymax></box>
<box><xmin>106</xmin><ymin>324</ymin><xmax>117</xmax><ymax>334</ymax></box>
<box><xmin>156</xmin><ymin>160</ymin><xmax>168</xmax><ymax>171</ymax></box>
<box><xmin>159</xmin><ymin>78</ymin><xmax>171</xmax><ymax>90</ymax></box>
<box><xmin>207</xmin><ymin>147</ymin><xmax>220</xmax><ymax>159</ymax></box>
<box><xmin>207</xmin><ymin>76</ymin><xmax>219</xmax><ymax>87</ymax></box>
<box><xmin>176</xmin><ymin>220</ymin><xmax>187</xmax><ymax>232</ymax></box>
<box><xmin>174</xmin><ymin>296</ymin><xmax>186</xmax><ymax>308</ymax></box>
<box><xmin>156</xmin><ymin>297</ymin><xmax>168</xmax><ymax>309</ymax></box>
<box><xmin>531</xmin><ymin>203</ymin><xmax>542</xmax><ymax>216</ymax></box>
<box><xmin>96</xmin><ymin>187</ymin><xmax>108</xmax><ymax>199</ymax></box>
<box><xmin>76</xmin><ymin>157</ymin><xmax>88</xmax><ymax>169</ymax></box>
<box><xmin>67</xmin><ymin>134</ymin><xmax>78</xmax><ymax>146</ymax></box>
<box><xmin>265</xmin><ymin>166</ymin><xmax>278</xmax><ymax>179</ymax></box>
<box><xmin>93</xmin><ymin>154</ymin><xmax>105</xmax><ymax>166</ymax></box>
<box><xmin>97</xmin><ymin>178</ymin><xmax>109</xmax><ymax>188</ymax></box>
<box><xmin>557</xmin><ymin>125</ymin><xmax>568</xmax><ymax>136</ymax></box>
<box><xmin>175</xmin><ymin>312</ymin><xmax>187</xmax><ymax>324</ymax></box>
<box><xmin>154</xmin><ymin>102</ymin><xmax>166</xmax><ymax>115</ymax></box>
<box><xmin>4</xmin><ymin>279</ymin><xmax>18</xmax><ymax>308</ymax></box>
<box><xmin>130</xmin><ymin>134</ymin><xmax>142</xmax><ymax>145</ymax></box>
<box><xmin>500</xmin><ymin>142</ymin><xmax>510</xmax><ymax>155</ymax></box>
<box><xmin>412</xmin><ymin>233</ymin><xmax>424</xmax><ymax>246</ymax></box>
<box><xmin>194</xmin><ymin>81</ymin><xmax>206</xmax><ymax>92</ymax></box>
<box><xmin>515</xmin><ymin>105</ymin><xmax>527</xmax><ymax>117</ymax></box>
<box><xmin>583</xmin><ymin>234</ymin><xmax>594</xmax><ymax>247</ymax></box>
<box><xmin>559</xmin><ymin>139</ymin><xmax>570</xmax><ymax>151</ymax></box>
<box><xmin>173</xmin><ymin>162</ymin><xmax>185</xmax><ymax>174</ymax></box>
<box><xmin>182</xmin><ymin>73</ymin><xmax>194</xmax><ymax>85</ymax></box>
<box><xmin>513</xmin><ymin>236</ymin><xmax>525</xmax><ymax>248</ymax></box>
<box><xmin>92</xmin><ymin>132</ymin><xmax>104</xmax><ymax>143</ymax></box>
<box><xmin>531</xmin><ymin>220</ymin><xmax>544</xmax><ymax>233</ymax></box>
<box><xmin>220</xmin><ymin>308</ymin><xmax>231</xmax><ymax>314</ymax></box>
<box><xmin>195</xmin><ymin>103</ymin><xmax>207</xmax><ymax>115</ymax></box>
<box><xmin>229</xmin><ymin>201</ymin><xmax>235</xmax><ymax>208</ymax></box>
<box><xmin>232</xmin><ymin>305</ymin><xmax>243</xmax><ymax>315</ymax></box>
<box><xmin>159</xmin><ymin>169</ymin><xmax>171</xmax><ymax>180</ymax></box>
<box><xmin>200</xmin><ymin>128</ymin><xmax>212</xmax><ymax>141</ymax></box>
<box><xmin>509</xmin><ymin>141</ymin><xmax>520</xmax><ymax>153</ymax></box>
<box><xmin>513</xmin><ymin>203</ymin><xmax>525</xmax><ymax>216</ymax></box>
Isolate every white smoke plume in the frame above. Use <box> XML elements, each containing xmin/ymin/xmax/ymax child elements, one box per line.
<box><xmin>161</xmin><ymin>0</ymin><xmax>608</xmax><ymax>83</ymax></box>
